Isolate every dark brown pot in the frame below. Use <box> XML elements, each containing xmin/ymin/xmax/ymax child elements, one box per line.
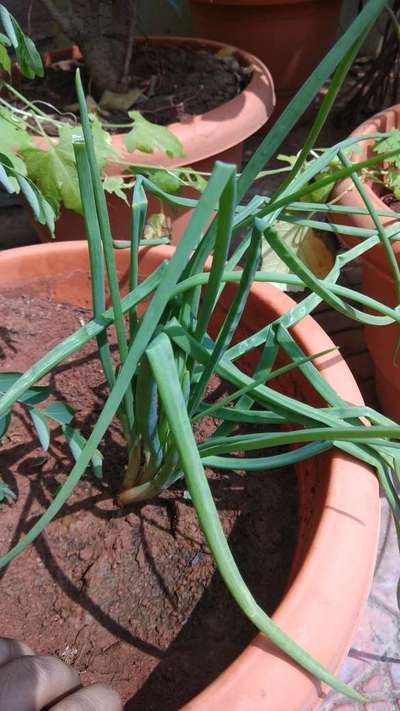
<box><xmin>189</xmin><ymin>0</ymin><xmax>343</xmax><ymax>116</ymax></box>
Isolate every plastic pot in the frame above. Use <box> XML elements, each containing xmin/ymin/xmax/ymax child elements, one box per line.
<box><xmin>22</xmin><ymin>39</ymin><xmax>274</xmax><ymax>245</ymax></box>
<box><xmin>189</xmin><ymin>0</ymin><xmax>343</xmax><ymax>116</ymax></box>
<box><xmin>0</xmin><ymin>240</ymin><xmax>379</xmax><ymax>710</ymax></box>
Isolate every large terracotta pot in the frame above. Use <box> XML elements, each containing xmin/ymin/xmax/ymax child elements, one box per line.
<box><xmin>330</xmin><ymin>104</ymin><xmax>400</xmax><ymax>421</ymax></box>
<box><xmin>0</xmin><ymin>241</ymin><xmax>379</xmax><ymax>710</ymax></box>
<box><xmin>189</xmin><ymin>0</ymin><xmax>343</xmax><ymax>116</ymax></box>
<box><xmin>25</xmin><ymin>38</ymin><xmax>274</xmax><ymax>245</ymax></box>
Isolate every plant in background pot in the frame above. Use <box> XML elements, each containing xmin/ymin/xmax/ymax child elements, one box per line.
<box><xmin>330</xmin><ymin>105</ymin><xmax>400</xmax><ymax>421</ymax></box>
<box><xmin>0</xmin><ymin>3</ymin><xmax>274</xmax><ymax>244</ymax></box>
<box><xmin>1</xmin><ymin>1</ymin><xmax>400</xmax><ymax>706</ymax></box>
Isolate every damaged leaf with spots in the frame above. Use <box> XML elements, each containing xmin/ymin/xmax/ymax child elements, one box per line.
<box><xmin>261</xmin><ymin>222</ymin><xmax>335</xmax><ymax>291</ymax></box>
<box><xmin>143</xmin><ymin>212</ymin><xmax>172</xmax><ymax>240</ymax></box>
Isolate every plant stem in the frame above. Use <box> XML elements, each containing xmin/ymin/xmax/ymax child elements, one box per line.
<box><xmin>4</xmin><ymin>82</ymin><xmax>50</xmax><ymax>117</ymax></box>
<box><xmin>122</xmin><ymin>0</ymin><xmax>136</xmax><ymax>88</ymax></box>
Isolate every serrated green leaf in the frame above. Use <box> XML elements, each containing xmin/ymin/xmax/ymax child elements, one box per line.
<box><xmin>0</xmin><ymin>108</ymin><xmax>31</xmax><ymax>189</ymax></box>
<box><xmin>103</xmin><ymin>175</ymin><xmax>129</xmax><ymax>204</ymax></box>
<box><xmin>0</xmin><ymin>108</ymin><xmax>32</xmax><ymax>151</ymax></box>
<box><xmin>21</xmin><ymin>118</ymin><xmax>118</xmax><ymax>215</ymax></box>
<box><xmin>183</xmin><ymin>169</ymin><xmax>207</xmax><ymax>193</ymax></box>
<box><xmin>44</xmin><ymin>401</ymin><xmax>75</xmax><ymax>425</ymax></box>
<box><xmin>124</xmin><ymin>111</ymin><xmax>185</xmax><ymax>158</ymax></box>
<box><xmin>148</xmin><ymin>169</ymin><xmax>182</xmax><ymax>194</ymax></box>
<box><xmin>385</xmin><ymin>169</ymin><xmax>400</xmax><ymax>199</ymax></box>
<box><xmin>30</xmin><ymin>407</ymin><xmax>50</xmax><ymax>450</ymax></box>
<box><xmin>58</xmin><ymin>117</ymin><xmax>118</xmax><ymax>170</ymax></box>
<box><xmin>373</xmin><ymin>129</ymin><xmax>400</xmax><ymax>198</ymax></box>
<box><xmin>374</xmin><ymin>129</ymin><xmax>400</xmax><ymax>168</ymax></box>
<box><xmin>22</xmin><ymin>144</ymin><xmax>81</xmax><ymax>214</ymax></box>
<box><xmin>0</xmin><ymin>41</ymin><xmax>10</xmax><ymax>73</ymax></box>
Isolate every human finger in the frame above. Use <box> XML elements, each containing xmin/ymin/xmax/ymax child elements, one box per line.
<box><xmin>50</xmin><ymin>682</ymin><xmax>123</xmax><ymax>711</ymax></box>
<box><xmin>0</xmin><ymin>638</ymin><xmax>34</xmax><ymax>668</ymax></box>
<box><xmin>0</xmin><ymin>654</ymin><xmax>80</xmax><ymax>711</ymax></box>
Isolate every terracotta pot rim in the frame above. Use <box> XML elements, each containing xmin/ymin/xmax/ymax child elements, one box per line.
<box><xmin>38</xmin><ymin>38</ymin><xmax>275</xmax><ymax>168</ymax></box>
<box><xmin>0</xmin><ymin>241</ymin><xmax>379</xmax><ymax>710</ymax></box>
<box><xmin>330</xmin><ymin>103</ymin><xmax>400</xmax><ymax>275</ymax></box>
<box><xmin>333</xmin><ymin>104</ymin><xmax>399</xmax><ymax>213</ymax></box>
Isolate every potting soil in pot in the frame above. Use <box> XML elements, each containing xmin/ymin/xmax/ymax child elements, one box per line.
<box><xmin>13</xmin><ymin>43</ymin><xmax>251</xmax><ymax>129</ymax></box>
<box><xmin>0</xmin><ymin>292</ymin><xmax>298</xmax><ymax>709</ymax></box>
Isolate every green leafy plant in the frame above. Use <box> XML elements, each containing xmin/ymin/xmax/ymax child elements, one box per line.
<box><xmin>0</xmin><ymin>4</ymin><xmax>202</xmax><ymax>238</ymax></box>
<box><xmin>373</xmin><ymin>128</ymin><xmax>400</xmax><ymax>197</ymax></box>
<box><xmin>1</xmin><ymin>0</ymin><xmax>400</xmax><ymax>702</ymax></box>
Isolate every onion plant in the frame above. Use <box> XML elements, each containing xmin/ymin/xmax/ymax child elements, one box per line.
<box><xmin>1</xmin><ymin>0</ymin><xmax>400</xmax><ymax>702</ymax></box>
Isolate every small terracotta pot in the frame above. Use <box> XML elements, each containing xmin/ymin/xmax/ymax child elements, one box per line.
<box><xmin>330</xmin><ymin>104</ymin><xmax>400</xmax><ymax>421</ymax></box>
<box><xmin>0</xmin><ymin>241</ymin><xmax>379</xmax><ymax>710</ymax></box>
<box><xmin>23</xmin><ymin>38</ymin><xmax>274</xmax><ymax>245</ymax></box>
<box><xmin>189</xmin><ymin>0</ymin><xmax>343</xmax><ymax>116</ymax></box>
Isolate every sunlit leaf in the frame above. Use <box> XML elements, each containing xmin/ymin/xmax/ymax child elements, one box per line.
<box><xmin>124</xmin><ymin>111</ymin><xmax>185</xmax><ymax>158</ymax></box>
<box><xmin>103</xmin><ymin>175</ymin><xmax>129</xmax><ymax>204</ymax></box>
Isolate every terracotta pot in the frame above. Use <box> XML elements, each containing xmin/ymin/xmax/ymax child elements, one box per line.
<box><xmin>330</xmin><ymin>104</ymin><xmax>400</xmax><ymax>420</ymax></box>
<box><xmin>0</xmin><ymin>240</ymin><xmax>379</xmax><ymax>710</ymax></box>
<box><xmin>22</xmin><ymin>39</ymin><xmax>274</xmax><ymax>245</ymax></box>
<box><xmin>189</xmin><ymin>0</ymin><xmax>343</xmax><ymax>116</ymax></box>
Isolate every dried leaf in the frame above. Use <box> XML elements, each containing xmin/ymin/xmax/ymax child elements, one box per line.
<box><xmin>216</xmin><ymin>46</ymin><xmax>236</xmax><ymax>58</ymax></box>
<box><xmin>100</xmin><ymin>88</ymin><xmax>143</xmax><ymax>112</ymax></box>
<box><xmin>143</xmin><ymin>212</ymin><xmax>172</xmax><ymax>240</ymax></box>
<box><xmin>261</xmin><ymin>222</ymin><xmax>335</xmax><ymax>291</ymax></box>
<box><xmin>86</xmin><ymin>95</ymin><xmax>98</xmax><ymax>113</ymax></box>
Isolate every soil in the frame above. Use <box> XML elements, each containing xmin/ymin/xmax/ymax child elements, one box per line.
<box><xmin>14</xmin><ymin>43</ymin><xmax>251</xmax><ymax>129</ymax></box>
<box><xmin>381</xmin><ymin>191</ymin><xmax>400</xmax><ymax>212</ymax></box>
<box><xmin>0</xmin><ymin>293</ymin><xmax>298</xmax><ymax>709</ymax></box>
